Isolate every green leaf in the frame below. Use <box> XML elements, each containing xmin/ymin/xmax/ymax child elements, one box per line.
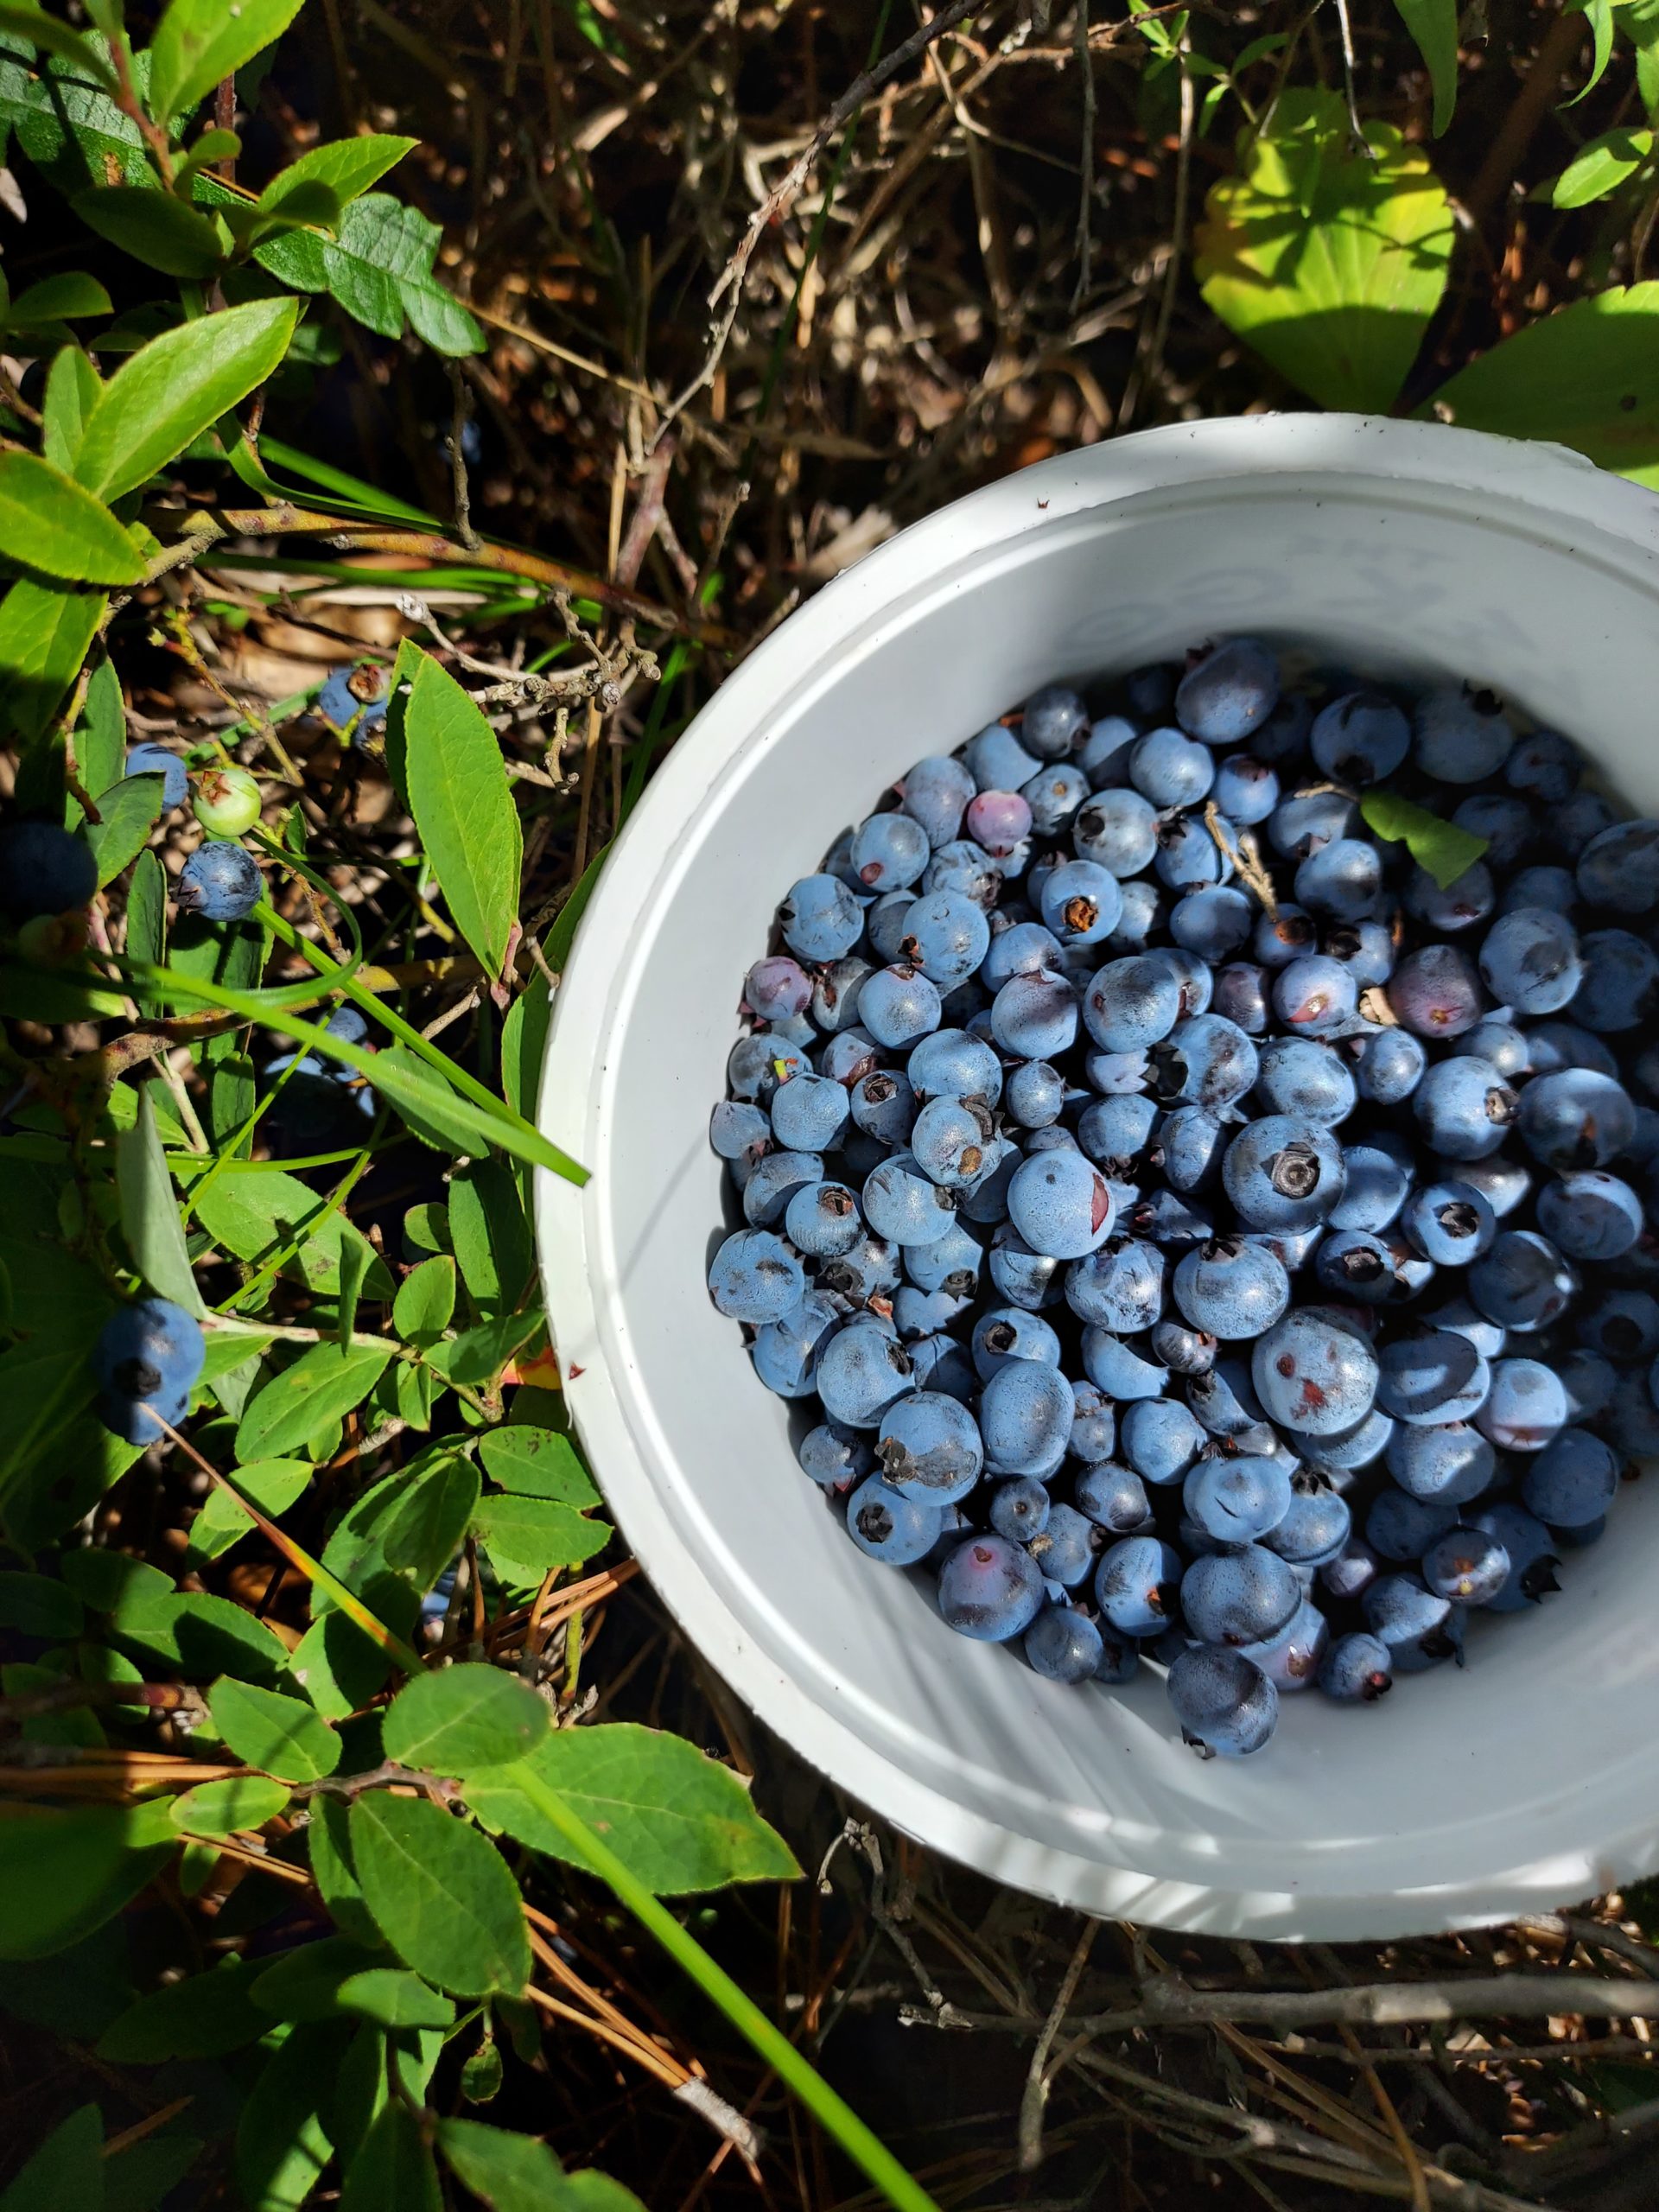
<box><xmin>190</xmin><ymin>1164</ymin><xmax>394</xmax><ymax>1300</ymax></box>
<box><xmin>1194</xmin><ymin>89</ymin><xmax>1453</xmax><ymax>412</ymax></box>
<box><xmin>449</xmin><ymin>1163</ymin><xmax>532</xmax><ymax>1316</ymax></box>
<box><xmin>236</xmin><ymin>1338</ymin><xmax>394</xmax><ymax>1461</ymax></box>
<box><xmin>99</xmin><ymin>1957</ymin><xmax>266</xmax><ymax>2061</ymax></box>
<box><xmin>189</xmin><ymin>1454</ymin><xmax>307</xmax><ymax>1559</ymax></box>
<box><xmin>1629</xmin><ymin>0</ymin><xmax>1659</xmax><ymax>119</ymax></box>
<box><xmin>0</xmin><ymin>5</ymin><xmax>114</xmax><ymax>85</ymax></box>
<box><xmin>340</xmin><ymin>2103</ymin><xmax>442</xmax><ymax>2212</ymax></box>
<box><xmin>1391</xmin><ymin>0</ymin><xmax>1457</xmax><ymax>134</ymax></box>
<box><xmin>116</xmin><ymin>1084</ymin><xmax>207</xmax><ymax>1315</ymax></box>
<box><xmin>1547</xmin><ymin>126</ymin><xmax>1654</xmax><ymax>207</ymax></box>
<box><xmin>86</xmin><ymin>771</ymin><xmax>162</xmax><ymax>887</ymax></box>
<box><xmin>438</xmin><ymin>2120</ymin><xmax>646</xmax><ymax>2212</ymax></box>
<box><xmin>103</xmin><ymin>2135</ymin><xmax>202</xmax><ymax>2212</ymax></box>
<box><xmin>1566</xmin><ymin>0</ymin><xmax>1615</xmax><ymax>105</ymax></box>
<box><xmin>169</xmin><ymin>1773</ymin><xmax>291</xmax><ymax>1838</ymax></box>
<box><xmin>72</xmin><ymin>186</ymin><xmax>227</xmax><ymax>278</ymax></box>
<box><xmin>264</xmin><ymin>134</ymin><xmax>417</xmax><ymax>213</ymax></box>
<box><xmin>393</xmin><ymin>1254</ymin><xmax>455</xmax><ymax>1341</ymax></box>
<box><xmin>382</xmin><ymin>1662</ymin><xmax>550</xmax><ymax>1776</ymax></box>
<box><xmin>348</xmin><ymin>1793</ymin><xmax>531</xmax><ymax>1998</ymax></box>
<box><xmin>467</xmin><ymin>1724</ymin><xmax>799</xmax><ymax>1896</ymax></box>
<box><xmin>430</xmin><ymin>1309</ymin><xmax>541</xmax><ymax>1389</ymax></box>
<box><xmin>0</xmin><ymin>1804</ymin><xmax>173</xmax><ymax>1960</ymax></box>
<box><xmin>252</xmin><ymin>191</ymin><xmax>483</xmax><ymax>355</ymax></box>
<box><xmin>308</xmin><ymin>1795</ymin><xmax>379</xmax><ymax>1945</ymax></box>
<box><xmin>236</xmin><ymin>2022</ymin><xmax>346</xmax><ymax>2212</ymax></box>
<box><xmin>74</xmin><ymin>296</ymin><xmax>300</xmax><ymax>504</ymax></box>
<box><xmin>461</xmin><ymin>2031</ymin><xmax>503</xmax><ymax>2103</ymax></box>
<box><xmin>169</xmin><ymin>1590</ymin><xmax>294</xmax><ymax>1686</ymax></box>
<box><xmin>0</xmin><ymin>1568</ymin><xmax>83</xmax><ymax>1637</ymax></box>
<box><xmin>378</xmin><ymin>1452</ymin><xmax>479</xmax><ymax>1580</ymax></box>
<box><xmin>479</xmin><ymin>1427</ymin><xmax>600</xmax><ymax>1509</ymax></box>
<box><xmin>0</xmin><ymin>579</ymin><xmax>108</xmax><ymax>744</ymax></box>
<box><xmin>147</xmin><ymin>0</ymin><xmax>306</xmax><ymax>124</ymax></box>
<box><xmin>336</xmin><ymin>1967</ymin><xmax>454</xmax><ymax>2031</ymax></box>
<box><xmin>1359</xmin><ymin>789</ymin><xmax>1490</xmax><ymax>888</ymax></box>
<box><xmin>209</xmin><ymin>1676</ymin><xmax>340</xmax><ymax>1782</ymax></box>
<box><xmin>500</xmin><ymin>979</ymin><xmax>550</xmax><ymax>1124</ymax></box>
<box><xmin>0</xmin><ymin>448</ymin><xmax>143</xmax><ymax>584</ymax></box>
<box><xmin>375</xmin><ymin>1042</ymin><xmax>493</xmax><ymax>1154</ymax></box>
<box><xmin>0</xmin><ymin>2105</ymin><xmax>103</xmax><ymax>2212</ymax></box>
<box><xmin>9</xmin><ymin>272</ymin><xmax>111</xmax><ymax>334</ymax></box>
<box><xmin>251</xmin><ymin>1936</ymin><xmax>386</xmax><ymax>2023</ymax></box>
<box><xmin>404</xmin><ymin>653</ymin><xmax>521</xmax><ymax>982</ymax></box>
<box><xmin>291</xmin><ymin>1611</ymin><xmax>390</xmax><ymax>1724</ymax></box>
<box><xmin>124</xmin><ymin>849</ymin><xmax>167</xmax><ymax>993</ymax></box>
<box><xmin>74</xmin><ymin>654</ymin><xmax>125</xmax><ymax>799</ymax></box>
<box><xmin>471</xmin><ymin>1493</ymin><xmax>610</xmax><ymax>1582</ymax></box>
<box><xmin>1422</xmin><ymin>284</ymin><xmax>1659</xmax><ymax>488</ymax></box>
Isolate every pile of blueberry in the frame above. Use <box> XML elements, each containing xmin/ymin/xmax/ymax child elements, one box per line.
<box><xmin>707</xmin><ymin>638</ymin><xmax>1659</xmax><ymax>1758</ymax></box>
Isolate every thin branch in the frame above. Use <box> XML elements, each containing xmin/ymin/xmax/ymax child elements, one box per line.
<box><xmin>1018</xmin><ymin>1916</ymin><xmax>1097</xmax><ymax>2171</ymax></box>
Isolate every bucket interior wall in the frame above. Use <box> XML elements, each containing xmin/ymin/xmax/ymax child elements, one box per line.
<box><xmin>544</xmin><ymin>432</ymin><xmax>1659</xmax><ymax>1936</ymax></box>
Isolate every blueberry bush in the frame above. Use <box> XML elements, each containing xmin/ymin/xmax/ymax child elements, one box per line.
<box><xmin>3</xmin><ymin>1</ymin><xmax>1659</xmax><ymax>2208</ymax></box>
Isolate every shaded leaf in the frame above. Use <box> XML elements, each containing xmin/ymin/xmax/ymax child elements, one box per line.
<box><xmin>98</xmin><ymin>1958</ymin><xmax>266</xmax><ymax>2061</ymax></box>
<box><xmin>449</xmin><ymin>1162</ymin><xmax>532</xmax><ymax>1316</ymax></box>
<box><xmin>461</xmin><ymin>2033</ymin><xmax>503</xmax><ymax>2103</ymax></box>
<box><xmin>0</xmin><ymin>1569</ymin><xmax>83</xmax><ymax>1637</ymax></box>
<box><xmin>191</xmin><ymin>1164</ymin><xmax>393</xmax><ymax>1300</ymax></box>
<box><xmin>438</xmin><ymin>2119</ymin><xmax>646</xmax><ymax>2212</ymax></box>
<box><xmin>1565</xmin><ymin>0</ymin><xmax>1615</xmax><ymax>106</ymax></box>
<box><xmin>1360</xmin><ymin>790</ymin><xmax>1491</xmax><ymax>889</ymax></box>
<box><xmin>1424</xmin><ymin>283</ymin><xmax>1659</xmax><ymax>487</ymax></box>
<box><xmin>393</xmin><ymin>1254</ymin><xmax>455</xmax><ymax>1341</ymax></box>
<box><xmin>72</xmin><ymin>187</ymin><xmax>227</xmax><ymax>278</ymax></box>
<box><xmin>251</xmin><ymin>1936</ymin><xmax>387</xmax><ymax>2023</ymax></box>
<box><xmin>339</xmin><ymin>2102</ymin><xmax>442</xmax><ymax>2212</ymax></box>
<box><xmin>74</xmin><ymin>296</ymin><xmax>300</xmax><ymax>504</ymax></box>
<box><xmin>1194</xmin><ymin>88</ymin><xmax>1453</xmax><ymax>411</ymax></box>
<box><xmin>499</xmin><ymin>977</ymin><xmax>550</xmax><ymax>1124</ymax></box>
<box><xmin>403</xmin><ymin>653</ymin><xmax>520</xmax><ymax>982</ymax></box>
<box><xmin>470</xmin><ymin>1492</ymin><xmax>610</xmax><ymax>1582</ymax></box>
<box><xmin>235</xmin><ymin>1338</ymin><xmax>393</xmax><ymax>1461</ymax></box>
<box><xmin>0</xmin><ymin>579</ymin><xmax>108</xmax><ymax>743</ymax></box>
<box><xmin>102</xmin><ymin>2135</ymin><xmax>201</xmax><ymax>2212</ymax></box>
<box><xmin>125</xmin><ymin>850</ymin><xmax>166</xmax><ymax>988</ymax></box>
<box><xmin>188</xmin><ymin>1455</ymin><xmax>307</xmax><ymax>1560</ymax></box>
<box><xmin>382</xmin><ymin>1662</ymin><xmax>550</xmax><ymax>1776</ymax></box>
<box><xmin>169</xmin><ymin>1592</ymin><xmax>293</xmax><ymax>1688</ymax></box>
<box><xmin>1547</xmin><ymin>126</ymin><xmax>1653</xmax><ymax>207</ymax></box>
<box><xmin>467</xmin><ymin>1724</ymin><xmax>801</xmax><ymax>1895</ymax></box>
<box><xmin>73</xmin><ymin>654</ymin><xmax>124</xmax><ymax>799</ymax></box>
<box><xmin>147</xmin><ymin>0</ymin><xmax>306</xmax><ymax>123</ymax></box>
<box><xmin>116</xmin><ymin>1084</ymin><xmax>206</xmax><ymax>1315</ymax></box>
<box><xmin>209</xmin><ymin>1676</ymin><xmax>340</xmax><ymax>1782</ymax></box>
<box><xmin>336</xmin><ymin>1967</ymin><xmax>454</xmax><ymax>2031</ymax></box>
<box><xmin>0</xmin><ymin>5</ymin><xmax>113</xmax><ymax>85</ymax></box>
<box><xmin>0</xmin><ymin>448</ymin><xmax>143</xmax><ymax>583</ymax></box>
<box><xmin>42</xmin><ymin>346</ymin><xmax>101</xmax><ymax>479</ymax></box>
<box><xmin>376</xmin><ymin>1041</ymin><xmax>496</xmax><ymax>1154</ymax></box>
<box><xmin>1392</xmin><ymin>0</ymin><xmax>1458</xmax><ymax>134</ymax></box>
<box><xmin>10</xmin><ymin>271</ymin><xmax>111</xmax><ymax>327</ymax></box>
<box><xmin>479</xmin><ymin>1427</ymin><xmax>600</xmax><ymax>1509</ymax></box>
<box><xmin>0</xmin><ymin>1804</ymin><xmax>174</xmax><ymax>1961</ymax></box>
<box><xmin>169</xmin><ymin>1773</ymin><xmax>291</xmax><ymax>1838</ymax></box>
<box><xmin>307</xmin><ymin>1795</ymin><xmax>379</xmax><ymax>1946</ymax></box>
<box><xmin>235</xmin><ymin>2022</ymin><xmax>346</xmax><ymax>2212</ymax></box>
<box><xmin>378</xmin><ymin>1452</ymin><xmax>478</xmax><ymax>1580</ymax></box>
<box><xmin>349</xmin><ymin>1793</ymin><xmax>531</xmax><ymax>1998</ymax></box>
<box><xmin>0</xmin><ymin>2104</ymin><xmax>103</xmax><ymax>2212</ymax></box>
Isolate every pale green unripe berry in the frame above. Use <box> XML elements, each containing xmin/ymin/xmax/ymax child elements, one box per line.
<box><xmin>192</xmin><ymin>764</ymin><xmax>263</xmax><ymax>838</ymax></box>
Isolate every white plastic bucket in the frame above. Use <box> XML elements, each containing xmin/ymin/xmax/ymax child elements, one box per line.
<box><xmin>535</xmin><ymin>415</ymin><xmax>1659</xmax><ymax>1941</ymax></box>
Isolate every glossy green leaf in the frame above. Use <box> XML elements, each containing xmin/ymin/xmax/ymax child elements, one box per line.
<box><xmin>86</xmin><ymin>772</ymin><xmax>162</xmax><ymax>887</ymax></box>
<box><xmin>116</xmin><ymin>1084</ymin><xmax>207</xmax><ymax>1316</ymax></box>
<box><xmin>1194</xmin><ymin>89</ymin><xmax>1453</xmax><ymax>411</ymax></box>
<box><xmin>169</xmin><ymin>1773</ymin><xmax>291</xmax><ymax>1838</ymax></box>
<box><xmin>340</xmin><ymin>2102</ymin><xmax>442</xmax><ymax>2212</ymax></box>
<box><xmin>253</xmin><ymin>191</ymin><xmax>483</xmax><ymax>355</ymax></box>
<box><xmin>1423</xmin><ymin>285</ymin><xmax>1659</xmax><ymax>488</ymax></box>
<box><xmin>0</xmin><ymin>449</ymin><xmax>143</xmax><ymax>584</ymax></box>
<box><xmin>449</xmin><ymin>1162</ymin><xmax>532</xmax><ymax>1315</ymax></box>
<box><xmin>74</xmin><ymin>296</ymin><xmax>300</xmax><ymax>503</ymax></box>
<box><xmin>0</xmin><ymin>579</ymin><xmax>109</xmax><ymax>744</ymax></box>
<box><xmin>41</xmin><ymin>346</ymin><xmax>102</xmax><ymax>477</ymax></box>
<box><xmin>378</xmin><ymin>1452</ymin><xmax>479</xmax><ymax>1580</ymax></box>
<box><xmin>1392</xmin><ymin>0</ymin><xmax>1457</xmax><ymax>134</ymax></box>
<box><xmin>471</xmin><ymin>1493</ymin><xmax>610</xmax><ymax>1582</ymax></box>
<box><xmin>189</xmin><ymin>1455</ymin><xmax>308</xmax><ymax>1560</ymax></box>
<box><xmin>99</xmin><ymin>1958</ymin><xmax>267</xmax><ymax>2061</ymax></box>
<box><xmin>1548</xmin><ymin>126</ymin><xmax>1654</xmax><ymax>207</ymax></box>
<box><xmin>266</xmin><ymin>135</ymin><xmax>417</xmax><ymax>216</ymax></box>
<box><xmin>348</xmin><ymin>1793</ymin><xmax>531</xmax><ymax>1998</ymax></box>
<box><xmin>235</xmin><ymin>2022</ymin><xmax>346</xmax><ymax>2212</ymax></box>
<box><xmin>404</xmin><ymin>653</ymin><xmax>520</xmax><ymax>982</ymax></box>
<box><xmin>209</xmin><ymin>1676</ymin><xmax>340</xmax><ymax>1781</ymax></box>
<box><xmin>467</xmin><ymin>1724</ymin><xmax>800</xmax><ymax>1895</ymax></box>
<box><xmin>147</xmin><ymin>0</ymin><xmax>306</xmax><ymax>123</ymax></box>
<box><xmin>191</xmin><ymin>1164</ymin><xmax>393</xmax><ymax>1300</ymax></box>
<box><xmin>72</xmin><ymin>187</ymin><xmax>227</xmax><ymax>278</ymax></box>
<box><xmin>382</xmin><ymin>1662</ymin><xmax>550</xmax><ymax>1776</ymax></box>
<box><xmin>393</xmin><ymin>1254</ymin><xmax>455</xmax><ymax>1341</ymax></box>
<box><xmin>438</xmin><ymin>2120</ymin><xmax>646</xmax><ymax>2212</ymax></box>
<box><xmin>236</xmin><ymin>1338</ymin><xmax>393</xmax><ymax>1461</ymax></box>
<box><xmin>0</xmin><ymin>2104</ymin><xmax>103</xmax><ymax>2212</ymax></box>
<box><xmin>336</xmin><ymin>1967</ymin><xmax>454</xmax><ymax>2030</ymax></box>
<box><xmin>479</xmin><ymin>1427</ymin><xmax>600</xmax><ymax>1509</ymax></box>
<box><xmin>1359</xmin><ymin>790</ymin><xmax>1491</xmax><ymax>888</ymax></box>
<box><xmin>0</xmin><ymin>1804</ymin><xmax>174</xmax><ymax>1960</ymax></box>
